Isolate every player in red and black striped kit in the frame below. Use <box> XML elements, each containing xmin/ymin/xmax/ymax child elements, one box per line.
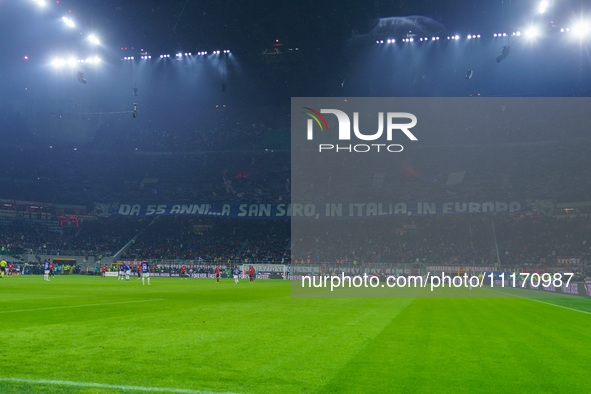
<box><xmin>249</xmin><ymin>266</ymin><xmax>255</xmax><ymax>283</ymax></box>
<box><xmin>181</xmin><ymin>265</ymin><xmax>188</xmax><ymax>280</ymax></box>
<box><xmin>216</xmin><ymin>266</ymin><xmax>220</xmax><ymax>283</ymax></box>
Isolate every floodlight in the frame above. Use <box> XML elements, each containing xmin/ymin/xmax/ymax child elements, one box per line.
<box><xmin>88</xmin><ymin>34</ymin><xmax>100</xmax><ymax>45</ymax></box>
<box><xmin>572</xmin><ymin>21</ymin><xmax>590</xmax><ymax>38</ymax></box>
<box><xmin>62</xmin><ymin>16</ymin><xmax>75</xmax><ymax>28</ymax></box>
<box><xmin>525</xmin><ymin>26</ymin><xmax>540</xmax><ymax>38</ymax></box>
<box><xmin>34</xmin><ymin>0</ymin><xmax>47</xmax><ymax>7</ymax></box>
<box><xmin>538</xmin><ymin>1</ymin><xmax>549</xmax><ymax>14</ymax></box>
<box><xmin>51</xmin><ymin>58</ymin><xmax>65</xmax><ymax>67</ymax></box>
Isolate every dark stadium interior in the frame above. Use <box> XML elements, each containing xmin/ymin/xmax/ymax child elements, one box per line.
<box><xmin>1</xmin><ymin>1</ymin><xmax>591</xmax><ymax>393</ymax></box>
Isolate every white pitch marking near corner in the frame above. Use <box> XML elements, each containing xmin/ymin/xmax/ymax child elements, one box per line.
<box><xmin>482</xmin><ymin>287</ymin><xmax>591</xmax><ymax>315</ymax></box>
<box><xmin>0</xmin><ymin>377</ymin><xmax>234</xmax><ymax>394</ymax></box>
<box><xmin>520</xmin><ymin>296</ymin><xmax>591</xmax><ymax>315</ymax></box>
<box><xmin>0</xmin><ymin>299</ymin><xmax>165</xmax><ymax>314</ymax></box>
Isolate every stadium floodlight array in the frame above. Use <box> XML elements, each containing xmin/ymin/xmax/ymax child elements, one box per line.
<box><xmin>80</xmin><ymin>57</ymin><xmax>101</xmax><ymax>64</ymax></box>
<box><xmin>50</xmin><ymin>56</ymin><xmax>101</xmax><ymax>68</ymax></box>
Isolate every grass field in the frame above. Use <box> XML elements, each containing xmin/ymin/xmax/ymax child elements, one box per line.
<box><xmin>1</xmin><ymin>275</ymin><xmax>590</xmax><ymax>393</ymax></box>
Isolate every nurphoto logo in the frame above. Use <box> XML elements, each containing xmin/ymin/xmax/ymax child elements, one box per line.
<box><xmin>304</xmin><ymin>107</ymin><xmax>418</xmax><ymax>153</ymax></box>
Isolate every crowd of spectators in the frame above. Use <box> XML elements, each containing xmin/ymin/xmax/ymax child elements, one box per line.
<box><xmin>122</xmin><ymin>217</ymin><xmax>290</xmax><ymax>263</ymax></box>
<box><xmin>2</xmin><ymin>114</ymin><xmax>591</xmax><ymax>207</ymax></box>
<box><xmin>0</xmin><ymin>217</ymin><xmax>145</xmax><ymax>257</ymax></box>
<box><xmin>1</xmin><ymin>212</ymin><xmax>589</xmax><ymax>272</ymax></box>
<box><xmin>292</xmin><ymin>214</ymin><xmax>591</xmax><ymax>270</ymax></box>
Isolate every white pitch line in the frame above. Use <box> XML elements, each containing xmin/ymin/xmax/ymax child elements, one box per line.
<box><xmin>482</xmin><ymin>287</ymin><xmax>591</xmax><ymax>315</ymax></box>
<box><xmin>520</xmin><ymin>296</ymin><xmax>591</xmax><ymax>315</ymax></box>
<box><xmin>0</xmin><ymin>299</ymin><xmax>164</xmax><ymax>314</ymax></box>
<box><xmin>0</xmin><ymin>377</ymin><xmax>235</xmax><ymax>394</ymax></box>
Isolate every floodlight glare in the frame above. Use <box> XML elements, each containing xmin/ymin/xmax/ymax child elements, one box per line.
<box><xmin>62</xmin><ymin>16</ymin><xmax>75</xmax><ymax>28</ymax></box>
<box><xmin>525</xmin><ymin>26</ymin><xmax>540</xmax><ymax>38</ymax></box>
<box><xmin>538</xmin><ymin>1</ymin><xmax>549</xmax><ymax>14</ymax></box>
<box><xmin>34</xmin><ymin>0</ymin><xmax>47</xmax><ymax>7</ymax></box>
<box><xmin>572</xmin><ymin>21</ymin><xmax>590</xmax><ymax>38</ymax></box>
<box><xmin>51</xmin><ymin>58</ymin><xmax>65</xmax><ymax>67</ymax></box>
<box><xmin>88</xmin><ymin>34</ymin><xmax>100</xmax><ymax>45</ymax></box>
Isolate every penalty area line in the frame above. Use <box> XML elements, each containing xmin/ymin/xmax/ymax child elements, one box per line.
<box><xmin>0</xmin><ymin>299</ymin><xmax>164</xmax><ymax>314</ymax></box>
<box><xmin>0</xmin><ymin>377</ymin><xmax>233</xmax><ymax>394</ymax></box>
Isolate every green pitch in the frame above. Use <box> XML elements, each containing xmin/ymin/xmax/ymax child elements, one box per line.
<box><xmin>1</xmin><ymin>276</ymin><xmax>590</xmax><ymax>393</ymax></box>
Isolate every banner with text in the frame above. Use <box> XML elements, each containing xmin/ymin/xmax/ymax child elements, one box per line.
<box><xmin>102</xmin><ymin>200</ymin><xmax>527</xmax><ymax>219</ymax></box>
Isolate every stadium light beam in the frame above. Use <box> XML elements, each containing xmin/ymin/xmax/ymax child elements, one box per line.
<box><xmin>33</xmin><ymin>0</ymin><xmax>47</xmax><ymax>8</ymax></box>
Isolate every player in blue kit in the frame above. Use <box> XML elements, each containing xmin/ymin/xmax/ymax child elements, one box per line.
<box><xmin>43</xmin><ymin>260</ymin><xmax>51</xmax><ymax>281</ymax></box>
<box><xmin>233</xmin><ymin>266</ymin><xmax>240</xmax><ymax>284</ymax></box>
<box><xmin>141</xmin><ymin>261</ymin><xmax>150</xmax><ymax>285</ymax></box>
<box><xmin>124</xmin><ymin>263</ymin><xmax>131</xmax><ymax>280</ymax></box>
